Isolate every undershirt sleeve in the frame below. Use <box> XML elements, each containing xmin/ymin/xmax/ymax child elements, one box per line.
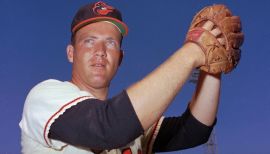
<box><xmin>48</xmin><ymin>90</ymin><xmax>144</xmax><ymax>150</ymax></box>
<box><xmin>152</xmin><ymin>107</ymin><xmax>216</xmax><ymax>152</ymax></box>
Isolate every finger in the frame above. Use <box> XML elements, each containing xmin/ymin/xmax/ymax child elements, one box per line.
<box><xmin>202</xmin><ymin>20</ymin><xmax>214</xmax><ymax>31</ymax></box>
<box><xmin>211</xmin><ymin>28</ymin><xmax>221</xmax><ymax>37</ymax></box>
<box><xmin>217</xmin><ymin>38</ymin><xmax>225</xmax><ymax>46</ymax></box>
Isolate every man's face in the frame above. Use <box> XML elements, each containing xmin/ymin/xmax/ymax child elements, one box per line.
<box><xmin>68</xmin><ymin>21</ymin><xmax>123</xmax><ymax>89</ymax></box>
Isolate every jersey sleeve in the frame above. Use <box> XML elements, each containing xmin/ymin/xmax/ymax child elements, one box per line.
<box><xmin>140</xmin><ymin>116</ymin><xmax>164</xmax><ymax>154</ymax></box>
<box><xmin>19</xmin><ymin>79</ymin><xmax>94</xmax><ymax>150</ymax></box>
<box><xmin>152</xmin><ymin>107</ymin><xmax>216</xmax><ymax>152</ymax></box>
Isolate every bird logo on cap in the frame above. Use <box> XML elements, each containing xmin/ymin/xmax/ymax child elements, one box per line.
<box><xmin>93</xmin><ymin>1</ymin><xmax>114</xmax><ymax>15</ymax></box>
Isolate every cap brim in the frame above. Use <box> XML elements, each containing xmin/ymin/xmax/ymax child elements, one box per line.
<box><xmin>72</xmin><ymin>17</ymin><xmax>128</xmax><ymax>36</ymax></box>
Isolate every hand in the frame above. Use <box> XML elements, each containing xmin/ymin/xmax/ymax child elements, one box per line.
<box><xmin>184</xmin><ymin>20</ymin><xmax>226</xmax><ymax>68</ymax></box>
<box><xmin>185</xmin><ymin>4</ymin><xmax>244</xmax><ymax>74</ymax></box>
<box><xmin>202</xmin><ymin>21</ymin><xmax>225</xmax><ymax>46</ymax></box>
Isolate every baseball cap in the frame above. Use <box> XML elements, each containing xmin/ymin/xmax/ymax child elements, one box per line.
<box><xmin>71</xmin><ymin>1</ymin><xmax>128</xmax><ymax>36</ymax></box>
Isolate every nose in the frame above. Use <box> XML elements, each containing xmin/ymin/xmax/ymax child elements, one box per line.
<box><xmin>94</xmin><ymin>41</ymin><xmax>106</xmax><ymax>57</ymax></box>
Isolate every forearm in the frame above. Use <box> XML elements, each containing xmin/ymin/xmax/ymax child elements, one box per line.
<box><xmin>189</xmin><ymin>71</ymin><xmax>221</xmax><ymax>126</ymax></box>
<box><xmin>127</xmin><ymin>43</ymin><xmax>204</xmax><ymax>130</ymax></box>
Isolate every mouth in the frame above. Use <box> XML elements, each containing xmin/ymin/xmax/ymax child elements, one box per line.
<box><xmin>91</xmin><ymin>61</ymin><xmax>107</xmax><ymax>71</ymax></box>
<box><xmin>90</xmin><ymin>58</ymin><xmax>107</xmax><ymax>70</ymax></box>
<box><xmin>92</xmin><ymin>63</ymin><xmax>105</xmax><ymax>67</ymax></box>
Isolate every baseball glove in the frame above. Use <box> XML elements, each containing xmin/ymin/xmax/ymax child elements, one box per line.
<box><xmin>185</xmin><ymin>4</ymin><xmax>244</xmax><ymax>74</ymax></box>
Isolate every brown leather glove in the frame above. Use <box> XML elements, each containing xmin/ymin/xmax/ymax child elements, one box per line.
<box><xmin>185</xmin><ymin>4</ymin><xmax>244</xmax><ymax>74</ymax></box>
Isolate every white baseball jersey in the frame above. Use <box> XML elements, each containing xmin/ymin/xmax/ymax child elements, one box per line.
<box><xmin>19</xmin><ymin>79</ymin><xmax>163</xmax><ymax>154</ymax></box>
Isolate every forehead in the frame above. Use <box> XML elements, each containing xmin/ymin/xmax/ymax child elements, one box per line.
<box><xmin>75</xmin><ymin>21</ymin><xmax>122</xmax><ymax>41</ymax></box>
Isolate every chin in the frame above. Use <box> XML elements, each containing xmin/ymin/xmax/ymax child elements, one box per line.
<box><xmin>90</xmin><ymin>79</ymin><xmax>109</xmax><ymax>89</ymax></box>
<box><xmin>92</xmin><ymin>84</ymin><xmax>110</xmax><ymax>89</ymax></box>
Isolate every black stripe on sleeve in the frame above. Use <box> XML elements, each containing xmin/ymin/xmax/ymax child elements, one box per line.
<box><xmin>48</xmin><ymin>90</ymin><xmax>144</xmax><ymax>150</ymax></box>
<box><xmin>152</xmin><ymin>107</ymin><xmax>216</xmax><ymax>152</ymax></box>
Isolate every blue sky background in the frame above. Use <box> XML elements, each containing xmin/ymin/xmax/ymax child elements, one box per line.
<box><xmin>1</xmin><ymin>0</ymin><xmax>270</xmax><ymax>153</ymax></box>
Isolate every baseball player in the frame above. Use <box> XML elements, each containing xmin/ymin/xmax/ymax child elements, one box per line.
<box><xmin>19</xmin><ymin>1</ymin><xmax>244</xmax><ymax>154</ymax></box>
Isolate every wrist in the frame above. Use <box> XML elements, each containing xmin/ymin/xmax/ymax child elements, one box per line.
<box><xmin>181</xmin><ymin>42</ymin><xmax>205</xmax><ymax>68</ymax></box>
<box><xmin>200</xmin><ymin>70</ymin><xmax>222</xmax><ymax>79</ymax></box>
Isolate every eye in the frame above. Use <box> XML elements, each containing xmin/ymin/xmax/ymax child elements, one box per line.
<box><xmin>83</xmin><ymin>38</ymin><xmax>94</xmax><ymax>44</ymax></box>
<box><xmin>106</xmin><ymin>40</ymin><xmax>115</xmax><ymax>46</ymax></box>
<box><xmin>83</xmin><ymin>38</ymin><xmax>95</xmax><ymax>47</ymax></box>
<box><xmin>106</xmin><ymin>40</ymin><xmax>117</xmax><ymax>48</ymax></box>
<box><xmin>84</xmin><ymin>38</ymin><xmax>94</xmax><ymax>44</ymax></box>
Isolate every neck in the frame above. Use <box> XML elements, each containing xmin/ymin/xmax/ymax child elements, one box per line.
<box><xmin>71</xmin><ymin>78</ymin><xmax>108</xmax><ymax>100</ymax></box>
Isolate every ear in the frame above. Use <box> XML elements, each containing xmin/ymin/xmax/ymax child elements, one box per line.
<box><xmin>66</xmin><ymin>44</ymin><xmax>74</xmax><ymax>63</ymax></box>
<box><xmin>118</xmin><ymin>49</ymin><xmax>124</xmax><ymax>66</ymax></box>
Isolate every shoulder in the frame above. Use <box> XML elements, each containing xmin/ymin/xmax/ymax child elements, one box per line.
<box><xmin>20</xmin><ymin>79</ymin><xmax>94</xmax><ymax>147</ymax></box>
<box><xmin>23</xmin><ymin>79</ymin><xmax>93</xmax><ymax>111</ymax></box>
<box><xmin>27</xmin><ymin>79</ymin><xmax>85</xmax><ymax>99</ymax></box>
<box><xmin>31</xmin><ymin>79</ymin><xmax>75</xmax><ymax>93</ymax></box>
